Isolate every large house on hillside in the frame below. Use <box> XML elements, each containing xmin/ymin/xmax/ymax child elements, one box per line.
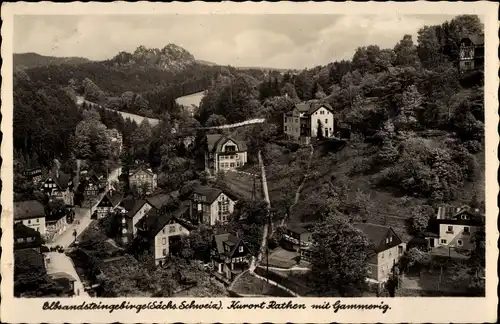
<box><xmin>129</xmin><ymin>167</ymin><xmax>158</xmax><ymax>195</ymax></box>
<box><xmin>137</xmin><ymin>202</ymin><xmax>191</xmax><ymax>266</ymax></box>
<box><xmin>14</xmin><ymin>200</ymin><xmax>47</xmax><ymax>236</ymax></box>
<box><xmin>118</xmin><ymin>199</ymin><xmax>153</xmax><ymax>244</ymax></box>
<box><xmin>40</xmin><ymin>169</ymin><xmax>74</xmax><ymax>206</ymax></box>
<box><xmin>105</xmin><ymin>128</ymin><xmax>123</xmax><ymax>154</ymax></box>
<box><xmin>211</xmin><ymin>232</ymin><xmax>250</xmax><ymax>280</ymax></box>
<box><xmin>424</xmin><ymin>205</ymin><xmax>484</xmax><ymax>251</ymax></box>
<box><xmin>189</xmin><ymin>186</ymin><xmax>237</xmax><ymax>226</ymax></box>
<box><xmin>205</xmin><ymin>134</ymin><xmax>248</xmax><ymax>175</ymax></box>
<box><xmin>283</xmin><ymin>101</ymin><xmax>335</xmax><ymax>143</ymax></box>
<box><xmin>354</xmin><ymin>223</ymin><xmax>406</xmax><ymax>282</ymax></box>
<box><xmin>459</xmin><ymin>34</ymin><xmax>484</xmax><ymax>74</ymax></box>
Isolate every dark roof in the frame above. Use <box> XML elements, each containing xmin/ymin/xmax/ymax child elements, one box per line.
<box><xmin>48</xmin><ymin>169</ymin><xmax>72</xmax><ymax>190</ymax></box>
<box><xmin>121</xmin><ymin>199</ymin><xmax>148</xmax><ymax>219</ymax></box>
<box><xmin>14</xmin><ymin>248</ymin><xmax>46</xmax><ymax>270</ymax></box>
<box><xmin>145</xmin><ymin>201</ymin><xmax>191</xmax><ymax>236</ymax></box>
<box><xmin>293</xmin><ymin>102</ymin><xmax>334</xmax><ymax>115</ymax></box>
<box><xmin>146</xmin><ymin>193</ymin><xmax>172</xmax><ymax>209</ymax></box>
<box><xmin>14</xmin><ymin>223</ymin><xmax>44</xmax><ymax>249</ymax></box>
<box><xmin>49</xmin><ymin>272</ymin><xmax>77</xmax><ymax>282</ymax></box>
<box><xmin>286</xmin><ymin>224</ymin><xmax>310</xmax><ymax>235</ymax></box>
<box><xmin>437</xmin><ymin>205</ymin><xmax>484</xmax><ymax>224</ymax></box>
<box><xmin>14</xmin><ymin>200</ymin><xmax>46</xmax><ymax>220</ymax></box>
<box><xmin>353</xmin><ymin>223</ymin><xmax>402</xmax><ymax>253</ymax></box>
<box><xmin>46</xmin><ymin>212</ymin><xmax>67</xmax><ymax>223</ymax></box>
<box><xmin>206</xmin><ymin>134</ymin><xmax>247</xmax><ymax>153</ymax></box>
<box><xmin>98</xmin><ymin>193</ymin><xmax>123</xmax><ymax>208</ymax></box>
<box><xmin>191</xmin><ymin>186</ymin><xmax>223</xmax><ymax>204</ymax></box>
<box><xmin>464</xmin><ymin>34</ymin><xmax>484</xmax><ymax>46</ymax></box>
<box><xmin>213</xmin><ymin>233</ymin><xmax>243</xmax><ymax>257</ymax></box>
<box><xmin>129</xmin><ymin>166</ymin><xmax>155</xmax><ymax>177</ymax></box>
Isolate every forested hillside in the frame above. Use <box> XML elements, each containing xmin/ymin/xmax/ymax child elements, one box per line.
<box><xmin>14</xmin><ymin>52</ymin><xmax>91</xmax><ymax>70</ymax></box>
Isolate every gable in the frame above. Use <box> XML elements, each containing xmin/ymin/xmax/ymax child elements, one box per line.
<box><xmin>131</xmin><ymin>169</ymin><xmax>152</xmax><ymax>178</ymax></box>
<box><xmin>97</xmin><ymin>195</ymin><xmax>113</xmax><ymax>208</ymax></box>
<box><xmin>221</xmin><ymin>139</ymin><xmax>239</xmax><ymax>151</ymax></box>
<box><xmin>378</xmin><ymin>228</ymin><xmax>402</xmax><ymax>252</ymax></box>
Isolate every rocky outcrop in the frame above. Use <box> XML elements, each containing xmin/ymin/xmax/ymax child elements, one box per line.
<box><xmin>110</xmin><ymin>44</ymin><xmax>196</xmax><ymax>71</ymax></box>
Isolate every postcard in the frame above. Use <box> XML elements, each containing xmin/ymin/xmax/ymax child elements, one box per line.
<box><xmin>1</xmin><ymin>1</ymin><xmax>498</xmax><ymax>323</ymax></box>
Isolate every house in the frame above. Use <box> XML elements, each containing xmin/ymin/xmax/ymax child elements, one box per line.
<box><xmin>211</xmin><ymin>233</ymin><xmax>249</xmax><ymax>280</ymax></box>
<box><xmin>14</xmin><ymin>248</ymin><xmax>49</xmax><ymax>297</ymax></box>
<box><xmin>205</xmin><ymin>134</ymin><xmax>248</xmax><ymax>175</ymax></box>
<box><xmin>80</xmin><ymin>170</ymin><xmax>103</xmax><ymax>197</ymax></box>
<box><xmin>424</xmin><ymin>205</ymin><xmax>484</xmax><ymax>251</ymax></box>
<box><xmin>40</xmin><ymin>169</ymin><xmax>74</xmax><ymax>206</ymax></box>
<box><xmin>281</xmin><ymin>224</ymin><xmax>313</xmax><ymax>251</ymax></box>
<box><xmin>189</xmin><ymin>186</ymin><xmax>237</xmax><ymax>226</ymax></box>
<box><xmin>118</xmin><ymin>199</ymin><xmax>153</xmax><ymax>244</ymax></box>
<box><xmin>354</xmin><ymin>223</ymin><xmax>406</xmax><ymax>282</ymax></box>
<box><xmin>14</xmin><ymin>223</ymin><xmax>45</xmax><ymax>251</ymax></box>
<box><xmin>283</xmin><ymin>101</ymin><xmax>335</xmax><ymax>142</ymax></box>
<box><xmin>14</xmin><ymin>200</ymin><xmax>47</xmax><ymax>236</ymax></box>
<box><xmin>129</xmin><ymin>167</ymin><xmax>158</xmax><ymax>194</ymax></box>
<box><xmin>46</xmin><ymin>212</ymin><xmax>68</xmax><ymax>239</ymax></box>
<box><xmin>459</xmin><ymin>34</ymin><xmax>484</xmax><ymax>73</ymax></box>
<box><xmin>105</xmin><ymin>128</ymin><xmax>123</xmax><ymax>154</ymax></box>
<box><xmin>47</xmin><ymin>272</ymin><xmax>77</xmax><ymax>297</ymax></box>
<box><xmin>138</xmin><ymin>202</ymin><xmax>191</xmax><ymax>266</ymax></box>
<box><xmin>23</xmin><ymin>167</ymin><xmax>43</xmax><ymax>185</ymax></box>
<box><xmin>95</xmin><ymin>193</ymin><xmax>123</xmax><ymax>219</ymax></box>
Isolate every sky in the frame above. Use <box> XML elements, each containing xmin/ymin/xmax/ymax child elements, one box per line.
<box><xmin>14</xmin><ymin>14</ymin><xmax>459</xmax><ymax>69</ymax></box>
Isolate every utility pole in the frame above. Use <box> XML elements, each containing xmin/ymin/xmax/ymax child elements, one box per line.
<box><xmin>266</xmin><ymin>211</ymin><xmax>273</xmax><ymax>283</ymax></box>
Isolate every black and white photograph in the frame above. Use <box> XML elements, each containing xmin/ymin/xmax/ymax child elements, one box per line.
<box><xmin>1</xmin><ymin>2</ymin><xmax>498</xmax><ymax>323</ymax></box>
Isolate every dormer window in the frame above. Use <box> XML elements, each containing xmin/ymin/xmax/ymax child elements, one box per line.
<box><xmin>225</xmin><ymin>145</ymin><xmax>236</xmax><ymax>152</ymax></box>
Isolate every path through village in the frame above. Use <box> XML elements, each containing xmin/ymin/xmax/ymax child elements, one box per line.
<box><xmin>45</xmin><ymin>166</ymin><xmax>121</xmax><ymax>297</ymax></box>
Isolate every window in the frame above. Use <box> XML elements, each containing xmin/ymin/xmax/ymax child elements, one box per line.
<box><xmin>398</xmin><ymin>246</ymin><xmax>404</xmax><ymax>254</ymax></box>
<box><xmin>28</xmin><ymin>219</ymin><xmax>31</xmax><ymax>224</ymax></box>
<box><xmin>320</xmin><ymin>110</ymin><xmax>324</xmax><ymax>115</ymax></box>
<box><xmin>325</xmin><ymin>119</ymin><xmax>328</xmax><ymax>124</ymax></box>
<box><xmin>441</xmin><ymin>239</ymin><xmax>447</xmax><ymax>244</ymax></box>
<box><xmin>36</xmin><ymin>218</ymin><xmax>39</xmax><ymax>223</ymax></box>
<box><xmin>225</xmin><ymin>145</ymin><xmax>236</xmax><ymax>152</ymax></box>
<box><xmin>169</xmin><ymin>225</ymin><xmax>176</xmax><ymax>233</ymax></box>
<box><xmin>162</xmin><ymin>238</ymin><xmax>167</xmax><ymax>245</ymax></box>
<box><xmin>162</xmin><ymin>228</ymin><xmax>166</xmax><ymax>234</ymax></box>
<box><xmin>381</xmin><ymin>252</ymin><xmax>384</xmax><ymax>259</ymax></box>
<box><xmin>464</xmin><ymin>227</ymin><xmax>470</xmax><ymax>233</ymax></box>
<box><xmin>162</xmin><ymin>249</ymin><xmax>167</xmax><ymax>256</ymax></box>
<box><xmin>295</xmin><ymin>118</ymin><xmax>298</xmax><ymax>123</ymax></box>
<box><xmin>230</xmin><ymin>163</ymin><xmax>235</xmax><ymax>168</ymax></box>
<box><xmin>457</xmin><ymin>240</ymin><xmax>463</xmax><ymax>246</ymax></box>
<box><xmin>385</xmin><ymin>238</ymin><xmax>389</xmax><ymax>244</ymax></box>
<box><xmin>447</xmin><ymin>226</ymin><xmax>453</xmax><ymax>233</ymax></box>
<box><xmin>16</xmin><ymin>238</ymin><xmax>24</xmax><ymax>243</ymax></box>
<box><xmin>239</xmin><ymin>246</ymin><xmax>244</xmax><ymax>253</ymax></box>
<box><xmin>389</xmin><ymin>237</ymin><xmax>392</xmax><ymax>243</ymax></box>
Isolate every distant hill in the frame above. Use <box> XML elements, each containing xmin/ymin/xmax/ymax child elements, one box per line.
<box><xmin>14</xmin><ymin>53</ymin><xmax>91</xmax><ymax>70</ymax></box>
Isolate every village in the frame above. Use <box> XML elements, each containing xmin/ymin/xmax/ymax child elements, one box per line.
<box><xmin>12</xmin><ymin>17</ymin><xmax>486</xmax><ymax>299</ymax></box>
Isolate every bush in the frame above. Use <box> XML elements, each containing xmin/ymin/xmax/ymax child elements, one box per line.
<box><xmin>463</xmin><ymin>140</ymin><xmax>482</xmax><ymax>154</ymax></box>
